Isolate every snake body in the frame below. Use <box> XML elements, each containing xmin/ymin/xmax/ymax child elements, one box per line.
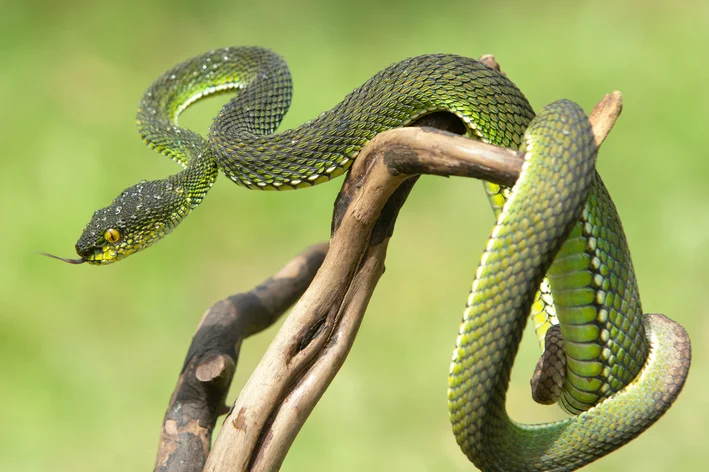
<box><xmin>65</xmin><ymin>47</ymin><xmax>689</xmax><ymax>470</ymax></box>
<box><xmin>449</xmin><ymin>101</ymin><xmax>689</xmax><ymax>470</ymax></box>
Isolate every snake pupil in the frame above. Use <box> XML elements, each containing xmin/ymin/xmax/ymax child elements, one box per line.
<box><xmin>104</xmin><ymin>228</ymin><xmax>121</xmax><ymax>243</ymax></box>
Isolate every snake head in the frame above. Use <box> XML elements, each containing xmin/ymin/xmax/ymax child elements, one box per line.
<box><xmin>73</xmin><ymin>179</ymin><xmax>189</xmax><ymax>264</ymax></box>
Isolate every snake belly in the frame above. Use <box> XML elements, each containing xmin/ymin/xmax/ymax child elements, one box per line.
<box><xmin>71</xmin><ymin>47</ymin><xmax>691</xmax><ymax>471</ymax></box>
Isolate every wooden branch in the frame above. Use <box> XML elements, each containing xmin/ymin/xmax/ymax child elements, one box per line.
<box><xmin>153</xmin><ymin>243</ymin><xmax>328</xmax><ymax>472</ymax></box>
<box><xmin>201</xmin><ymin>87</ymin><xmax>623</xmax><ymax>470</ymax></box>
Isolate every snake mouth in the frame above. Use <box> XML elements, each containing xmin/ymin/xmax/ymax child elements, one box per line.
<box><xmin>39</xmin><ymin>252</ymin><xmax>86</xmax><ymax>264</ymax></box>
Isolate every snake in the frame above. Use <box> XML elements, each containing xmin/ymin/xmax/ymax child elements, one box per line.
<box><xmin>44</xmin><ymin>47</ymin><xmax>691</xmax><ymax>470</ymax></box>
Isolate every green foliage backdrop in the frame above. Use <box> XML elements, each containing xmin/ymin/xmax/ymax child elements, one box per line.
<box><xmin>2</xmin><ymin>0</ymin><xmax>707</xmax><ymax>470</ymax></box>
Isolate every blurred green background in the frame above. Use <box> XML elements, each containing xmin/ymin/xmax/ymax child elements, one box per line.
<box><xmin>2</xmin><ymin>0</ymin><xmax>707</xmax><ymax>470</ymax></box>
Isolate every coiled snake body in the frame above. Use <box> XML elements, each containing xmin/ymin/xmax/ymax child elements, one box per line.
<box><xmin>56</xmin><ymin>47</ymin><xmax>690</xmax><ymax>471</ymax></box>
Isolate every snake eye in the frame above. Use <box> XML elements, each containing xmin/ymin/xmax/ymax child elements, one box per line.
<box><xmin>104</xmin><ymin>228</ymin><xmax>121</xmax><ymax>243</ymax></box>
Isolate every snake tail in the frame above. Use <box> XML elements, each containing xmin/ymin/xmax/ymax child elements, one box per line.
<box><xmin>448</xmin><ymin>100</ymin><xmax>691</xmax><ymax>471</ymax></box>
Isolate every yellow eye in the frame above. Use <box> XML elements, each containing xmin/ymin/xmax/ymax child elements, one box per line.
<box><xmin>104</xmin><ymin>228</ymin><xmax>121</xmax><ymax>243</ymax></box>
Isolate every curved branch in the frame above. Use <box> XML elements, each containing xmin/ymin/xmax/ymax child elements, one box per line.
<box><xmin>202</xmin><ymin>90</ymin><xmax>623</xmax><ymax>471</ymax></box>
<box><xmin>153</xmin><ymin>243</ymin><xmax>328</xmax><ymax>472</ymax></box>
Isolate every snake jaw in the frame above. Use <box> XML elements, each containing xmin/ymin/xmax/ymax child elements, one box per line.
<box><xmin>76</xmin><ymin>243</ymin><xmax>143</xmax><ymax>265</ymax></box>
<box><xmin>76</xmin><ymin>246</ymin><xmax>120</xmax><ymax>265</ymax></box>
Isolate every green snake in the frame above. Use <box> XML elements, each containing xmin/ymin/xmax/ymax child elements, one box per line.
<box><xmin>46</xmin><ymin>47</ymin><xmax>690</xmax><ymax>470</ymax></box>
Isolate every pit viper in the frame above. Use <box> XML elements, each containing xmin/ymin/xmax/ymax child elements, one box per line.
<box><xmin>46</xmin><ymin>47</ymin><xmax>690</xmax><ymax>471</ymax></box>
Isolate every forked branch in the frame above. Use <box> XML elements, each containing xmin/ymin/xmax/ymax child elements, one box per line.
<box><xmin>153</xmin><ymin>55</ymin><xmax>623</xmax><ymax>472</ymax></box>
<box><xmin>154</xmin><ymin>244</ymin><xmax>328</xmax><ymax>472</ymax></box>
